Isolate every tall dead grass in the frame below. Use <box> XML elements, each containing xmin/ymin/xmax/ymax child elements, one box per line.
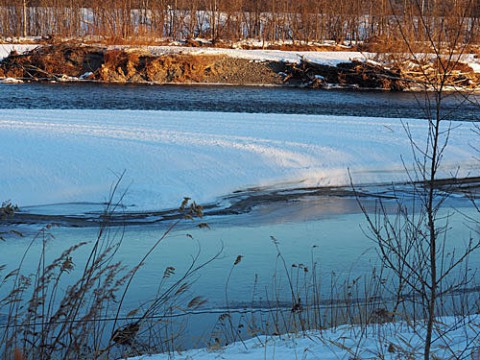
<box><xmin>0</xmin><ymin>190</ymin><xmax>219</xmax><ymax>359</ymax></box>
<box><xmin>210</xmin><ymin>232</ymin><xmax>480</xmax><ymax>355</ymax></box>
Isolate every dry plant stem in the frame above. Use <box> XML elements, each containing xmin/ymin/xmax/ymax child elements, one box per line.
<box><xmin>59</xmin><ymin>174</ymin><xmax>128</xmax><ymax>356</ymax></box>
<box><xmin>110</xmin><ymin>217</ymin><xmax>182</xmax><ymax>337</ymax></box>
<box><xmin>223</xmin><ymin>255</ymin><xmax>247</xmax><ymax>348</ymax></box>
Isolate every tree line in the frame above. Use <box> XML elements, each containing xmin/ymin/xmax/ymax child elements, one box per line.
<box><xmin>0</xmin><ymin>0</ymin><xmax>479</xmax><ymax>46</ymax></box>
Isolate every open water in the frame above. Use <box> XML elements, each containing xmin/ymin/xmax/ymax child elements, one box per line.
<box><xmin>1</xmin><ymin>83</ymin><xmax>480</xmax><ymax>121</ymax></box>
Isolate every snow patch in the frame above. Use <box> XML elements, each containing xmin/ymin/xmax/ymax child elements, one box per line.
<box><xmin>126</xmin><ymin>315</ymin><xmax>480</xmax><ymax>360</ymax></box>
<box><xmin>0</xmin><ymin>44</ymin><xmax>38</xmax><ymax>60</ymax></box>
<box><xmin>120</xmin><ymin>45</ymin><xmax>370</xmax><ymax>65</ymax></box>
<box><xmin>0</xmin><ymin>77</ymin><xmax>23</xmax><ymax>83</ymax></box>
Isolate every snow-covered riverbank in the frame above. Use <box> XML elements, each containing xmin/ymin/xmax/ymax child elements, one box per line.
<box><xmin>127</xmin><ymin>315</ymin><xmax>480</xmax><ymax>359</ymax></box>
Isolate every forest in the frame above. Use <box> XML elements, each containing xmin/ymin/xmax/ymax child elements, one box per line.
<box><xmin>0</xmin><ymin>0</ymin><xmax>479</xmax><ymax>47</ymax></box>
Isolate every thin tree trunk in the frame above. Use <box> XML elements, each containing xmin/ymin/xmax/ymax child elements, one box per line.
<box><xmin>22</xmin><ymin>0</ymin><xmax>27</xmax><ymax>37</ymax></box>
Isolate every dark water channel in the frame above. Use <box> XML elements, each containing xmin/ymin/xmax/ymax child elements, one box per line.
<box><xmin>2</xmin><ymin>82</ymin><xmax>480</xmax><ymax>121</ymax></box>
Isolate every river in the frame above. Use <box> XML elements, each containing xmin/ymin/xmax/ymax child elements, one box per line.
<box><xmin>0</xmin><ymin>83</ymin><xmax>479</xmax><ymax>350</ymax></box>
<box><xmin>1</xmin><ymin>82</ymin><xmax>480</xmax><ymax>120</ymax></box>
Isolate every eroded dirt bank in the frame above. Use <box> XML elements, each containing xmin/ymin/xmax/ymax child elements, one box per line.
<box><xmin>0</xmin><ymin>44</ymin><xmax>285</xmax><ymax>86</ymax></box>
<box><xmin>2</xmin><ymin>44</ymin><xmax>479</xmax><ymax>90</ymax></box>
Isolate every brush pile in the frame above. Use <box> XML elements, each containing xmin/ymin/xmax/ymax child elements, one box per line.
<box><xmin>283</xmin><ymin>57</ymin><xmax>479</xmax><ymax>90</ymax></box>
<box><xmin>0</xmin><ymin>44</ymin><xmax>104</xmax><ymax>80</ymax></box>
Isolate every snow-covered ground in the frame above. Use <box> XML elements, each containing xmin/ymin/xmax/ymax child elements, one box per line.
<box><xmin>134</xmin><ymin>45</ymin><xmax>480</xmax><ymax>71</ymax></box>
<box><xmin>0</xmin><ymin>109</ymin><xmax>478</xmax><ymax>212</ymax></box>
<box><xmin>0</xmin><ymin>43</ymin><xmax>365</xmax><ymax>65</ymax></box>
<box><xmin>127</xmin><ymin>315</ymin><xmax>480</xmax><ymax>359</ymax></box>
<box><xmin>0</xmin><ymin>43</ymin><xmax>38</xmax><ymax>60</ymax></box>
<box><xmin>134</xmin><ymin>45</ymin><xmax>369</xmax><ymax>66</ymax></box>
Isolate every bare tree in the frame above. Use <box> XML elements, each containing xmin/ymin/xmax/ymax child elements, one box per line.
<box><xmin>359</xmin><ymin>1</ymin><xmax>480</xmax><ymax>359</ymax></box>
<box><xmin>1</xmin><ymin>0</ymin><xmax>480</xmax><ymax>46</ymax></box>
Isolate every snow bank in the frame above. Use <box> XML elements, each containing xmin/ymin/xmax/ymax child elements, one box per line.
<box><xmin>127</xmin><ymin>315</ymin><xmax>480</xmax><ymax>359</ymax></box>
<box><xmin>0</xmin><ymin>110</ymin><xmax>477</xmax><ymax>212</ymax></box>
